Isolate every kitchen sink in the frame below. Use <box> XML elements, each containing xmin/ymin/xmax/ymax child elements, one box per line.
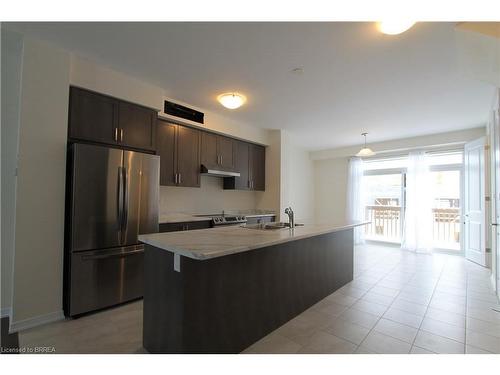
<box><xmin>242</xmin><ymin>222</ymin><xmax>304</xmax><ymax>230</ymax></box>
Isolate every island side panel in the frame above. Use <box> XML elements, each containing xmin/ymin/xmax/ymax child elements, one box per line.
<box><xmin>143</xmin><ymin>247</ymin><xmax>185</xmax><ymax>353</ymax></box>
<box><xmin>143</xmin><ymin>228</ymin><xmax>353</xmax><ymax>353</ymax></box>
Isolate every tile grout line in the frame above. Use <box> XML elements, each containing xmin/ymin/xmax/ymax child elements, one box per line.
<box><xmin>407</xmin><ymin>255</ymin><xmax>466</xmax><ymax>353</ymax></box>
<box><xmin>355</xmin><ymin>256</ymin><xmax>412</xmax><ymax>353</ymax></box>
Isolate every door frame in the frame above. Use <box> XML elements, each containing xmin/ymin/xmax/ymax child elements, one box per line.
<box><xmin>464</xmin><ymin>136</ymin><xmax>488</xmax><ymax>267</ymax></box>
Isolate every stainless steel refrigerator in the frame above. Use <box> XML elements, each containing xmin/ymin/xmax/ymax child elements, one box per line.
<box><xmin>64</xmin><ymin>143</ymin><xmax>159</xmax><ymax>317</ymax></box>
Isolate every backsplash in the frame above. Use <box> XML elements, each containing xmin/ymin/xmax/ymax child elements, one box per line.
<box><xmin>160</xmin><ymin>175</ymin><xmax>261</xmax><ymax>214</ymax></box>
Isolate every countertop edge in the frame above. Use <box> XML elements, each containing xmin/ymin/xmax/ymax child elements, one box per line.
<box><xmin>139</xmin><ymin>221</ymin><xmax>369</xmax><ymax>260</ymax></box>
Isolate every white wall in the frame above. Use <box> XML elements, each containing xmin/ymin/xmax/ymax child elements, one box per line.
<box><xmin>10</xmin><ymin>37</ymin><xmax>70</xmax><ymax>329</ymax></box>
<box><xmin>1</xmin><ymin>29</ymin><xmax>24</xmax><ymax>317</ymax></box>
<box><xmin>160</xmin><ymin>176</ymin><xmax>261</xmax><ymax>214</ymax></box>
<box><xmin>256</xmin><ymin>130</ymin><xmax>282</xmax><ymax>218</ymax></box>
<box><xmin>70</xmin><ymin>55</ymin><xmax>270</xmax><ymax>146</ymax></box>
<box><xmin>280</xmin><ymin>131</ymin><xmax>315</xmax><ymax>223</ymax></box>
<box><xmin>313</xmin><ymin>127</ymin><xmax>487</xmax><ymax>225</ymax></box>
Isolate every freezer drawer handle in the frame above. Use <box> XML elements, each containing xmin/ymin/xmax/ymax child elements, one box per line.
<box><xmin>81</xmin><ymin>248</ymin><xmax>144</xmax><ymax>261</ymax></box>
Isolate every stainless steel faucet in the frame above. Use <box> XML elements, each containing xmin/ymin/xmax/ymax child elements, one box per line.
<box><xmin>284</xmin><ymin>207</ymin><xmax>295</xmax><ymax>228</ymax></box>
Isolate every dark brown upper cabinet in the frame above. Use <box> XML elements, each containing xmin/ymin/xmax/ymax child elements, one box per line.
<box><xmin>249</xmin><ymin>144</ymin><xmax>266</xmax><ymax>191</ymax></box>
<box><xmin>69</xmin><ymin>87</ymin><xmax>157</xmax><ymax>152</ymax></box>
<box><xmin>201</xmin><ymin>132</ymin><xmax>235</xmax><ymax>170</ymax></box>
<box><xmin>230</xmin><ymin>141</ymin><xmax>250</xmax><ymax>190</ymax></box>
<box><xmin>118</xmin><ymin>101</ymin><xmax>156</xmax><ymax>151</ymax></box>
<box><xmin>224</xmin><ymin>141</ymin><xmax>265</xmax><ymax>191</ymax></box>
<box><xmin>157</xmin><ymin>119</ymin><xmax>201</xmax><ymax>188</ymax></box>
<box><xmin>69</xmin><ymin>87</ymin><xmax>117</xmax><ymax>145</ymax></box>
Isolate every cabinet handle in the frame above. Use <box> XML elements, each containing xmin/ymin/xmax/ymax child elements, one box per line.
<box><xmin>120</xmin><ymin>129</ymin><xmax>124</xmax><ymax>142</ymax></box>
<box><xmin>174</xmin><ymin>173</ymin><xmax>178</xmax><ymax>184</ymax></box>
<box><xmin>178</xmin><ymin>173</ymin><xmax>182</xmax><ymax>185</ymax></box>
<box><xmin>114</xmin><ymin>128</ymin><xmax>118</xmax><ymax>142</ymax></box>
<box><xmin>220</xmin><ymin>155</ymin><xmax>223</xmax><ymax>165</ymax></box>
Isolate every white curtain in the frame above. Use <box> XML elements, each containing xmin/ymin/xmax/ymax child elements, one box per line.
<box><xmin>346</xmin><ymin>157</ymin><xmax>365</xmax><ymax>245</ymax></box>
<box><xmin>402</xmin><ymin>151</ymin><xmax>433</xmax><ymax>253</ymax></box>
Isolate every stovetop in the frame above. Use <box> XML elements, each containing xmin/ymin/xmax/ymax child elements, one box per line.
<box><xmin>194</xmin><ymin>213</ymin><xmax>247</xmax><ymax>225</ymax></box>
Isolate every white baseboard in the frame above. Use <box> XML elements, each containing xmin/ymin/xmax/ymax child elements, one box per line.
<box><xmin>1</xmin><ymin>307</ymin><xmax>12</xmax><ymax>318</ymax></box>
<box><xmin>9</xmin><ymin>310</ymin><xmax>65</xmax><ymax>333</ymax></box>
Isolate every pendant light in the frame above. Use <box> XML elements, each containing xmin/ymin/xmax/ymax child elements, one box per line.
<box><xmin>356</xmin><ymin>133</ymin><xmax>376</xmax><ymax>157</ymax></box>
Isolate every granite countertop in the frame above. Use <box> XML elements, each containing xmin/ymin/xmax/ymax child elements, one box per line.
<box><xmin>139</xmin><ymin>221</ymin><xmax>369</xmax><ymax>260</ymax></box>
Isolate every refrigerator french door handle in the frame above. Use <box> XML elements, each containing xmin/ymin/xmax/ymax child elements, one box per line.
<box><xmin>122</xmin><ymin>166</ymin><xmax>129</xmax><ymax>235</ymax></box>
<box><xmin>117</xmin><ymin>166</ymin><xmax>124</xmax><ymax>235</ymax></box>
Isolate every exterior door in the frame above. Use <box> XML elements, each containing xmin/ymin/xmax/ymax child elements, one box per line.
<box><xmin>464</xmin><ymin>137</ymin><xmax>487</xmax><ymax>266</ymax></box>
<box><xmin>492</xmin><ymin>105</ymin><xmax>500</xmax><ymax>294</ymax></box>
<box><xmin>71</xmin><ymin>144</ymin><xmax>123</xmax><ymax>251</ymax></box>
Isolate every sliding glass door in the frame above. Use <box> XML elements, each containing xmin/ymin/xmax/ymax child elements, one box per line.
<box><xmin>363</xmin><ymin>152</ymin><xmax>463</xmax><ymax>252</ymax></box>
<box><xmin>430</xmin><ymin>169</ymin><xmax>462</xmax><ymax>251</ymax></box>
<box><xmin>364</xmin><ymin>172</ymin><xmax>404</xmax><ymax>243</ymax></box>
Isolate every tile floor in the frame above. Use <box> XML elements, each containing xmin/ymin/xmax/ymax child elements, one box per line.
<box><xmin>18</xmin><ymin>243</ymin><xmax>500</xmax><ymax>354</ymax></box>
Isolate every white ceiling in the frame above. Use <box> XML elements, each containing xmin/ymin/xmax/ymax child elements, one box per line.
<box><xmin>6</xmin><ymin>22</ymin><xmax>495</xmax><ymax>150</ymax></box>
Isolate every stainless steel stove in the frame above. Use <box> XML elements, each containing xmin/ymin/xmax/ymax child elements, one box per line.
<box><xmin>195</xmin><ymin>213</ymin><xmax>247</xmax><ymax>227</ymax></box>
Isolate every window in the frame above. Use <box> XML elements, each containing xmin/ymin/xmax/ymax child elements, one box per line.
<box><xmin>362</xmin><ymin>150</ymin><xmax>463</xmax><ymax>251</ymax></box>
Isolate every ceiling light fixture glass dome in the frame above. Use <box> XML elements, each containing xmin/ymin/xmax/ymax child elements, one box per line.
<box><xmin>356</xmin><ymin>133</ymin><xmax>376</xmax><ymax>157</ymax></box>
<box><xmin>217</xmin><ymin>93</ymin><xmax>246</xmax><ymax>109</ymax></box>
<box><xmin>377</xmin><ymin>20</ymin><xmax>416</xmax><ymax>35</ymax></box>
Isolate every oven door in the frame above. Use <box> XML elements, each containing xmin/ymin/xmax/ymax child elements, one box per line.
<box><xmin>68</xmin><ymin>245</ymin><xmax>144</xmax><ymax>316</ymax></box>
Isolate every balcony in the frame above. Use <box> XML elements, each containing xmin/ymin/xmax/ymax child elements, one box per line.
<box><xmin>364</xmin><ymin>205</ymin><xmax>461</xmax><ymax>250</ymax></box>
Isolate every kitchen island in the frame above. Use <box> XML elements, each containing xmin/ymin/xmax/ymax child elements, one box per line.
<box><xmin>139</xmin><ymin>221</ymin><xmax>368</xmax><ymax>353</ymax></box>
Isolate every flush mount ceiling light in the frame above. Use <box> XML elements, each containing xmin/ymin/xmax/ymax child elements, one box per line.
<box><xmin>376</xmin><ymin>20</ymin><xmax>416</xmax><ymax>35</ymax></box>
<box><xmin>217</xmin><ymin>93</ymin><xmax>246</xmax><ymax>109</ymax></box>
<box><xmin>356</xmin><ymin>133</ymin><xmax>376</xmax><ymax>157</ymax></box>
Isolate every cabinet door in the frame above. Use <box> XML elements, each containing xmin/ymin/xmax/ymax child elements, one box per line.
<box><xmin>233</xmin><ymin>141</ymin><xmax>250</xmax><ymax>189</ymax></box>
<box><xmin>201</xmin><ymin>132</ymin><xmax>218</xmax><ymax>168</ymax></box>
<box><xmin>250</xmin><ymin>144</ymin><xmax>266</xmax><ymax>191</ymax></box>
<box><xmin>177</xmin><ymin>126</ymin><xmax>201</xmax><ymax>187</ymax></box>
<box><xmin>69</xmin><ymin>87</ymin><xmax>118</xmax><ymax>144</ymax></box>
<box><xmin>118</xmin><ymin>102</ymin><xmax>156</xmax><ymax>151</ymax></box>
<box><xmin>157</xmin><ymin>120</ymin><xmax>177</xmax><ymax>186</ymax></box>
<box><xmin>217</xmin><ymin>136</ymin><xmax>235</xmax><ymax>170</ymax></box>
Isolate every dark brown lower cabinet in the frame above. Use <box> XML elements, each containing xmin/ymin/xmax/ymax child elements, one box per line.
<box><xmin>159</xmin><ymin>220</ymin><xmax>211</xmax><ymax>233</ymax></box>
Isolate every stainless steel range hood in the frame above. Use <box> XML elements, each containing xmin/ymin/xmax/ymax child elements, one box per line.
<box><xmin>200</xmin><ymin>164</ymin><xmax>241</xmax><ymax>177</ymax></box>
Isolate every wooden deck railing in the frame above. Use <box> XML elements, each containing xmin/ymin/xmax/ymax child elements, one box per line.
<box><xmin>364</xmin><ymin>205</ymin><xmax>460</xmax><ymax>244</ymax></box>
